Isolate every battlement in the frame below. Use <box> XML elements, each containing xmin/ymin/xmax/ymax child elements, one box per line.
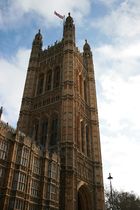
<box><xmin>0</xmin><ymin>120</ymin><xmax>16</xmax><ymax>134</ymax></box>
<box><xmin>41</xmin><ymin>39</ymin><xmax>63</xmax><ymax>58</ymax></box>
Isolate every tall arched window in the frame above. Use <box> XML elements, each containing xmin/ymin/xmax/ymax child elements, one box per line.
<box><xmin>81</xmin><ymin>120</ymin><xmax>84</xmax><ymax>153</ymax></box>
<box><xmin>76</xmin><ymin>72</ymin><xmax>79</xmax><ymax>92</ymax></box>
<box><xmin>84</xmin><ymin>80</ymin><xmax>87</xmax><ymax>102</ymax></box>
<box><xmin>53</xmin><ymin>67</ymin><xmax>60</xmax><ymax>88</ymax></box>
<box><xmin>40</xmin><ymin>119</ymin><xmax>48</xmax><ymax>146</ymax></box>
<box><xmin>34</xmin><ymin>119</ymin><xmax>39</xmax><ymax>142</ymax></box>
<box><xmin>46</xmin><ymin>70</ymin><xmax>52</xmax><ymax>91</ymax></box>
<box><xmin>37</xmin><ymin>74</ymin><xmax>44</xmax><ymax>95</ymax></box>
<box><xmin>79</xmin><ymin>74</ymin><xmax>83</xmax><ymax>96</ymax></box>
<box><xmin>86</xmin><ymin>125</ymin><xmax>90</xmax><ymax>156</ymax></box>
<box><xmin>76</xmin><ymin>116</ymin><xmax>80</xmax><ymax>150</ymax></box>
<box><xmin>50</xmin><ymin>115</ymin><xmax>59</xmax><ymax>146</ymax></box>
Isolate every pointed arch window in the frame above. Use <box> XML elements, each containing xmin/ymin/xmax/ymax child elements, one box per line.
<box><xmin>50</xmin><ymin>115</ymin><xmax>59</xmax><ymax>146</ymax></box>
<box><xmin>37</xmin><ymin>74</ymin><xmax>44</xmax><ymax>95</ymax></box>
<box><xmin>41</xmin><ymin>119</ymin><xmax>48</xmax><ymax>146</ymax></box>
<box><xmin>53</xmin><ymin>67</ymin><xmax>60</xmax><ymax>88</ymax></box>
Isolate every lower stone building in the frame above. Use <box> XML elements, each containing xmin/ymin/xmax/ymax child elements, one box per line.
<box><xmin>0</xmin><ymin>121</ymin><xmax>60</xmax><ymax>210</ymax></box>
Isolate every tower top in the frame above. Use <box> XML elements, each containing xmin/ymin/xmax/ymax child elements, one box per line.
<box><xmin>83</xmin><ymin>39</ymin><xmax>91</xmax><ymax>51</ymax></box>
<box><xmin>65</xmin><ymin>12</ymin><xmax>73</xmax><ymax>23</ymax></box>
<box><xmin>35</xmin><ymin>29</ymin><xmax>42</xmax><ymax>41</ymax></box>
<box><xmin>33</xmin><ymin>29</ymin><xmax>43</xmax><ymax>46</ymax></box>
<box><xmin>63</xmin><ymin>13</ymin><xmax>75</xmax><ymax>44</ymax></box>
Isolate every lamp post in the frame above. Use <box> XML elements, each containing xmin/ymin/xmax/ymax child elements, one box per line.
<box><xmin>107</xmin><ymin>173</ymin><xmax>113</xmax><ymax>210</ymax></box>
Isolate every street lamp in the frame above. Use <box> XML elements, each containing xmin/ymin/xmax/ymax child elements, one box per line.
<box><xmin>107</xmin><ymin>173</ymin><xmax>113</xmax><ymax>210</ymax></box>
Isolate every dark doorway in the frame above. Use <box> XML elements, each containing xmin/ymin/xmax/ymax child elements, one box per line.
<box><xmin>78</xmin><ymin>185</ymin><xmax>91</xmax><ymax>210</ymax></box>
<box><xmin>78</xmin><ymin>192</ymin><xmax>82</xmax><ymax>210</ymax></box>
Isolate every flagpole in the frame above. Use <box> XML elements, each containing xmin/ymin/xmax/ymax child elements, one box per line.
<box><xmin>54</xmin><ymin>11</ymin><xmax>65</xmax><ymax>41</ymax></box>
<box><xmin>63</xmin><ymin>16</ymin><xmax>65</xmax><ymax>37</ymax></box>
<box><xmin>63</xmin><ymin>16</ymin><xmax>65</xmax><ymax>26</ymax></box>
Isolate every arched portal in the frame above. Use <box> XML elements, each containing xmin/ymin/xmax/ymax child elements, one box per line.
<box><xmin>77</xmin><ymin>184</ymin><xmax>92</xmax><ymax>210</ymax></box>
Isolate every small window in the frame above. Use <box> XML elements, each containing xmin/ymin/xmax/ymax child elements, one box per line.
<box><xmin>21</xmin><ymin>147</ymin><xmax>29</xmax><ymax>167</ymax></box>
<box><xmin>12</xmin><ymin>172</ymin><xmax>26</xmax><ymax>192</ymax></box>
<box><xmin>48</xmin><ymin>184</ymin><xmax>57</xmax><ymax>201</ymax></box>
<box><xmin>18</xmin><ymin>172</ymin><xmax>26</xmax><ymax>192</ymax></box>
<box><xmin>48</xmin><ymin>162</ymin><xmax>58</xmax><ymax>179</ymax></box>
<box><xmin>16</xmin><ymin>146</ymin><xmax>29</xmax><ymax>167</ymax></box>
<box><xmin>15</xmin><ymin>198</ymin><xmax>24</xmax><ymax>210</ymax></box>
<box><xmin>31</xmin><ymin>179</ymin><xmax>39</xmax><ymax>197</ymax></box>
<box><xmin>0</xmin><ymin>139</ymin><xmax>9</xmax><ymax>160</ymax></box>
<box><xmin>33</xmin><ymin>156</ymin><xmax>41</xmax><ymax>175</ymax></box>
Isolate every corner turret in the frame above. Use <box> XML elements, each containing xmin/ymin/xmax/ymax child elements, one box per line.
<box><xmin>18</xmin><ymin>30</ymin><xmax>43</xmax><ymax>135</ymax></box>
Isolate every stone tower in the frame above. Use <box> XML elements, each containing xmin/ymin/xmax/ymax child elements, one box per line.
<box><xmin>18</xmin><ymin>13</ymin><xmax>105</xmax><ymax>210</ymax></box>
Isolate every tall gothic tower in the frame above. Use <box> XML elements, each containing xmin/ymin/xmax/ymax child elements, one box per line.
<box><xmin>18</xmin><ymin>13</ymin><xmax>105</xmax><ymax>210</ymax></box>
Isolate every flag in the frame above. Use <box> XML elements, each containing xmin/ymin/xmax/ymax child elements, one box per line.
<box><xmin>54</xmin><ymin>11</ymin><xmax>65</xmax><ymax>19</ymax></box>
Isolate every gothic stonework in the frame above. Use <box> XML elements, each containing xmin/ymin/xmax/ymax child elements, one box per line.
<box><xmin>0</xmin><ymin>13</ymin><xmax>105</xmax><ymax>210</ymax></box>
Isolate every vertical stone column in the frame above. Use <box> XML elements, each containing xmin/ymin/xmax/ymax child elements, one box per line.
<box><xmin>83</xmin><ymin>40</ymin><xmax>105</xmax><ymax>210</ymax></box>
<box><xmin>59</xmin><ymin>13</ymin><xmax>77</xmax><ymax>210</ymax></box>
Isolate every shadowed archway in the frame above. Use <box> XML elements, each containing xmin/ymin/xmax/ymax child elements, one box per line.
<box><xmin>78</xmin><ymin>184</ymin><xmax>92</xmax><ymax>210</ymax></box>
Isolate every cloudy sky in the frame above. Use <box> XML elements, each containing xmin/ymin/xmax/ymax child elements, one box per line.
<box><xmin>0</xmin><ymin>0</ymin><xmax>140</xmax><ymax>195</ymax></box>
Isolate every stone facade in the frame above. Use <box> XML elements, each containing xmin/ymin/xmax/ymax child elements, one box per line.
<box><xmin>0</xmin><ymin>13</ymin><xmax>105</xmax><ymax>210</ymax></box>
<box><xmin>0</xmin><ymin>121</ymin><xmax>60</xmax><ymax>210</ymax></box>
